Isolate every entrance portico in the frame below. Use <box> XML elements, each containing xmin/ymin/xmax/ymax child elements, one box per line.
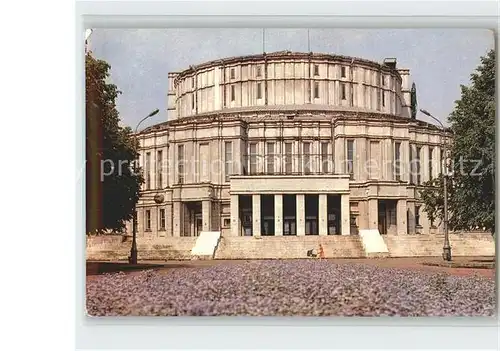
<box><xmin>230</xmin><ymin>175</ymin><xmax>351</xmax><ymax>236</ymax></box>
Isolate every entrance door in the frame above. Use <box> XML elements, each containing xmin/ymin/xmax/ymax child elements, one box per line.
<box><xmin>378</xmin><ymin>201</ymin><xmax>387</xmax><ymax>234</ymax></box>
<box><xmin>305</xmin><ymin>216</ymin><xmax>318</xmax><ymax>235</ymax></box>
<box><xmin>328</xmin><ymin>211</ymin><xmax>340</xmax><ymax>235</ymax></box>
<box><xmin>283</xmin><ymin>216</ymin><xmax>296</xmax><ymax>235</ymax></box>
<box><xmin>242</xmin><ymin>211</ymin><xmax>252</xmax><ymax>236</ymax></box>
<box><xmin>262</xmin><ymin>216</ymin><xmax>275</xmax><ymax>236</ymax></box>
<box><xmin>195</xmin><ymin>214</ymin><xmax>202</xmax><ymax>236</ymax></box>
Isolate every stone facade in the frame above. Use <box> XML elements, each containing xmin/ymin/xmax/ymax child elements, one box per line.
<box><xmin>91</xmin><ymin>51</ymin><xmax>494</xmax><ymax>261</ymax></box>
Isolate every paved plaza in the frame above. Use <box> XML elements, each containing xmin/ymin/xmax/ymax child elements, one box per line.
<box><xmin>86</xmin><ymin>258</ymin><xmax>495</xmax><ymax>316</ymax></box>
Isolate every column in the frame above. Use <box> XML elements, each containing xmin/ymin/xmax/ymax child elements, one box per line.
<box><xmin>341</xmin><ymin>194</ymin><xmax>350</xmax><ymax>235</ymax></box>
<box><xmin>368</xmin><ymin>198</ymin><xmax>378</xmax><ymax>230</ymax></box>
<box><xmin>252</xmin><ymin>194</ymin><xmax>261</xmax><ymax>237</ymax></box>
<box><xmin>172</xmin><ymin>201</ymin><xmax>182</xmax><ymax>237</ymax></box>
<box><xmin>274</xmin><ymin>194</ymin><xmax>283</xmax><ymax>236</ymax></box>
<box><xmin>296</xmin><ymin>194</ymin><xmax>305</xmax><ymax>236</ymax></box>
<box><xmin>230</xmin><ymin>194</ymin><xmax>240</xmax><ymax>237</ymax></box>
<box><xmin>318</xmin><ymin>194</ymin><xmax>328</xmax><ymax>236</ymax></box>
<box><xmin>407</xmin><ymin>201</ymin><xmax>416</xmax><ymax>235</ymax></box>
<box><xmin>422</xmin><ymin>145</ymin><xmax>430</xmax><ymax>183</ymax></box>
<box><xmin>202</xmin><ymin>200</ymin><xmax>212</xmax><ymax>232</ymax></box>
<box><xmin>166</xmin><ymin>203</ymin><xmax>173</xmax><ymax>237</ymax></box>
<box><xmin>397</xmin><ymin>199</ymin><xmax>407</xmax><ymax>235</ymax></box>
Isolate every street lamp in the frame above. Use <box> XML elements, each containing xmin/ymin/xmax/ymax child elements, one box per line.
<box><xmin>420</xmin><ymin>109</ymin><xmax>451</xmax><ymax>261</ymax></box>
<box><xmin>129</xmin><ymin>108</ymin><xmax>160</xmax><ymax>264</ymax></box>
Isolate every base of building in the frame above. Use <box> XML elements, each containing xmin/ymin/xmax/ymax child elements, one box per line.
<box><xmin>86</xmin><ymin>233</ymin><xmax>495</xmax><ymax>261</ymax></box>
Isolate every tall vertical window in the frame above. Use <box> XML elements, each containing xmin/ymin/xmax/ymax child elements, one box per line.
<box><xmin>256</xmin><ymin>66</ymin><xmax>262</xmax><ymax>77</ymax></box>
<box><xmin>341</xmin><ymin>84</ymin><xmax>346</xmax><ymax>100</ymax></box>
<box><xmin>145</xmin><ymin>210</ymin><xmax>151</xmax><ymax>231</ymax></box>
<box><xmin>382</xmin><ymin>91</ymin><xmax>385</xmax><ymax>107</ymax></box>
<box><xmin>429</xmin><ymin>147</ymin><xmax>434</xmax><ymax>180</ymax></box>
<box><xmin>156</xmin><ymin>150</ymin><xmax>163</xmax><ymax>189</ymax></box>
<box><xmin>159</xmin><ymin>208</ymin><xmax>166</xmax><ymax>230</ymax></box>
<box><xmin>257</xmin><ymin>83</ymin><xmax>262</xmax><ymax>99</ymax></box>
<box><xmin>321</xmin><ymin>142</ymin><xmax>329</xmax><ymax>174</ymax></box>
<box><xmin>303</xmin><ymin>142</ymin><xmax>311</xmax><ymax>175</ymax></box>
<box><xmin>230</xmin><ymin>68</ymin><xmax>235</xmax><ymax>79</ymax></box>
<box><xmin>347</xmin><ymin>140</ymin><xmax>354</xmax><ymax>179</ymax></box>
<box><xmin>285</xmin><ymin>142</ymin><xmax>292</xmax><ymax>174</ymax></box>
<box><xmin>341</xmin><ymin>66</ymin><xmax>346</xmax><ymax>78</ymax></box>
<box><xmin>177</xmin><ymin>144</ymin><xmax>184</xmax><ymax>184</ymax></box>
<box><xmin>249</xmin><ymin>143</ymin><xmax>258</xmax><ymax>175</ymax></box>
<box><xmin>415</xmin><ymin>206</ymin><xmax>421</xmax><ymax>227</ymax></box>
<box><xmin>394</xmin><ymin>141</ymin><xmax>401</xmax><ymax>181</ymax></box>
<box><xmin>416</xmin><ymin>146</ymin><xmax>422</xmax><ymax>185</ymax></box>
<box><xmin>145</xmin><ymin>152</ymin><xmax>151</xmax><ymax>189</ymax></box>
<box><xmin>266</xmin><ymin>142</ymin><xmax>275</xmax><ymax>174</ymax></box>
<box><xmin>314</xmin><ymin>64</ymin><xmax>319</xmax><ymax>76</ymax></box>
<box><xmin>191</xmin><ymin>77</ymin><xmax>194</xmax><ymax>88</ymax></box>
<box><xmin>314</xmin><ymin>82</ymin><xmax>319</xmax><ymax>99</ymax></box>
<box><xmin>192</xmin><ymin>94</ymin><xmax>195</xmax><ymax>109</ymax></box>
<box><xmin>224</xmin><ymin>141</ymin><xmax>232</xmax><ymax>182</ymax></box>
<box><xmin>231</xmin><ymin>85</ymin><xmax>235</xmax><ymax>101</ymax></box>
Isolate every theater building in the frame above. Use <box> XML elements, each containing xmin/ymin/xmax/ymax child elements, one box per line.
<box><xmin>132</xmin><ymin>51</ymin><xmax>448</xmax><ymax>243</ymax></box>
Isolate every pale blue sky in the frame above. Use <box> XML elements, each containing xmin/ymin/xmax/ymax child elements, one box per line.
<box><xmin>89</xmin><ymin>28</ymin><xmax>494</xmax><ymax>129</ymax></box>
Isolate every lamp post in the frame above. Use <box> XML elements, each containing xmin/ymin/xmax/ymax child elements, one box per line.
<box><xmin>129</xmin><ymin>108</ymin><xmax>160</xmax><ymax>264</ymax></box>
<box><xmin>420</xmin><ymin>109</ymin><xmax>451</xmax><ymax>261</ymax></box>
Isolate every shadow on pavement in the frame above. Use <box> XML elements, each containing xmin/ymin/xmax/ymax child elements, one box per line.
<box><xmin>86</xmin><ymin>261</ymin><xmax>190</xmax><ymax>276</ymax></box>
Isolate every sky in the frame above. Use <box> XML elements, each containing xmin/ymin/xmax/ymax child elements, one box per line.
<box><xmin>88</xmin><ymin>28</ymin><xmax>494</xmax><ymax>129</ymax></box>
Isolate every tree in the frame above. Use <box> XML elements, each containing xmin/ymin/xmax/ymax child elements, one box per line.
<box><xmin>86</xmin><ymin>52</ymin><xmax>143</xmax><ymax>234</ymax></box>
<box><xmin>420</xmin><ymin>49</ymin><xmax>495</xmax><ymax>235</ymax></box>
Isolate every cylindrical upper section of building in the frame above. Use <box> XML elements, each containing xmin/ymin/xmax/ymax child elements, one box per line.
<box><xmin>168</xmin><ymin>51</ymin><xmax>411</xmax><ymax>120</ymax></box>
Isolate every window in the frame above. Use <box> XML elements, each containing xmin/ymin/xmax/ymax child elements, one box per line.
<box><xmin>321</xmin><ymin>142</ymin><xmax>329</xmax><ymax>174</ymax></box>
<box><xmin>382</xmin><ymin>75</ymin><xmax>386</xmax><ymax>86</ymax></box>
<box><xmin>257</xmin><ymin>83</ymin><xmax>262</xmax><ymax>99</ymax></box>
<box><xmin>429</xmin><ymin>147</ymin><xmax>434</xmax><ymax>180</ymax></box>
<box><xmin>145</xmin><ymin>152</ymin><xmax>151</xmax><ymax>189</ymax></box>
<box><xmin>191</xmin><ymin>77</ymin><xmax>194</xmax><ymax>88</ymax></box>
<box><xmin>285</xmin><ymin>142</ymin><xmax>292</xmax><ymax>174</ymax></box>
<box><xmin>249</xmin><ymin>143</ymin><xmax>258</xmax><ymax>175</ymax></box>
<box><xmin>303</xmin><ymin>142</ymin><xmax>311</xmax><ymax>175</ymax></box>
<box><xmin>416</xmin><ymin>146</ymin><xmax>422</xmax><ymax>185</ymax></box>
<box><xmin>230</xmin><ymin>68</ymin><xmax>235</xmax><ymax>79</ymax></box>
<box><xmin>230</xmin><ymin>85</ymin><xmax>235</xmax><ymax>101</ymax></box>
<box><xmin>394</xmin><ymin>142</ymin><xmax>401</xmax><ymax>181</ymax></box>
<box><xmin>314</xmin><ymin>82</ymin><xmax>319</xmax><ymax>99</ymax></box>
<box><xmin>256</xmin><ymin>66</ymin><xmax>262</xmax><ymax>78</ymax></box>
<box><xmin>415</xmin><ymin>206</ymin><xmax>421</xmax><ymax>227</ymax></box>
<box><xmin>266</xmin><ymin>142</ymin><xmax>275</xmax><ymax>174</ymax></box>
<box><xmin>314</xmin><ymin>64</ymin><xmax>319</xmax><ymax>76</ymax></box>
<box><xmin>177</xmin><ymin>144</ymin><xmax>184</xmax><ymax>184</ymax></box>
<box><xmin>192</xmin><ymin>94</ymin><xmax>195</xmax><ymax>109</ymax></box>
<box><xmin>157</xmin><ymin>150</ymin><xmax>163</xmax><ymax>189</ymax></box>
<box><xmin>159</xmin><ymin>208</ymin><xmax>166</xmax><ymax>230</ymax></box>
<box><xmin>341</xmin><ymin>66</ymin><xmax>346</xmax><ymax>78</ymax></box>
<box><xmin>224</xmin><ymin>141</ymin><xmax>232</xmax><ymax>182</ymax></box>
<box><xmin>341</xmin><ymin>84</ymin><xmax>346</xmax><ymax>100</ymax></box>
<box><xmin>224</xmin><ymin>218</ymin><xmax>231</xmax><ymax>227</ymax></box>
<box><xmin>145</xmin><ymin>210</ymin><xmax>151</xmax><ymax>231</ymax></box>
<box><xmin>382</xmin><ymin>91</ymin><xmax>385</xmax><ymax>107</ymax></box>
<box><xmin>347</xmin><ymin>140</ymin><xmax>354</xmax><ymax>179</ymax></box>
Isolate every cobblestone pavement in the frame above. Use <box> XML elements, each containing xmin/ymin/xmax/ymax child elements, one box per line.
<box><xmin>87</xmin><ymin>257</ymin><xmax>495</xmax><ymax>280</ymax></box>
<box><xmin>86</xmin><ymin>259</ymin><xmax>495</xmax><ymax>316</ymax></box>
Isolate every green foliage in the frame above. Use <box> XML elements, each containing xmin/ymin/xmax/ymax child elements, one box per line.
<box><xmin>419</xmin><ymin>49</ymin><xmax>495</xmax><ymax>235</ymax></box>
<box><xmin>86</xmin><ymin>53</ymin><xmax>144</xmax><ymax>234</ymax></box>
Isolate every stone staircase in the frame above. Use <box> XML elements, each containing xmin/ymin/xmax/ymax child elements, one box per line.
<box><xmin>214</xmin><ymin>235</ymin><xmax>366</xmax><ymax>259</ymax></box>
<box><xmin>383</xmin><ymin>233</ymin><xmax>495</xmax><ymax>257</ymax></box>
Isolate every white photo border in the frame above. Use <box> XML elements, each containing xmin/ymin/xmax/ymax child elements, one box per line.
<box><xmin>76</xmin><ymin>1</ymin><xmax>500</xmax><ymax>350</ymax></box>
